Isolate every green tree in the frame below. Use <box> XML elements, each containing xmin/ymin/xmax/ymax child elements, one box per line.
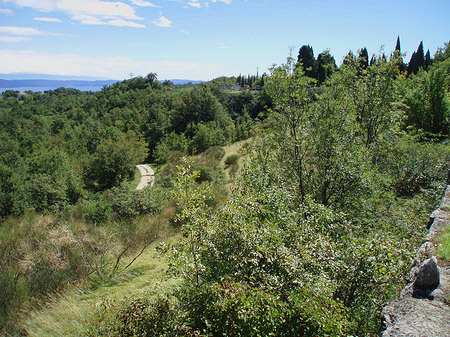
<box><xmin>404</xmin><ymin>61</ymin><xmax>450</xmax><ymax>137</ymax></box>
<box><xmin>408</xmin><ymin>41</ymin><xmax>425</xmax><ymax>75</ymax></box>
<box><xmin>297</xmin><ymin>45</ymin><xmax>317</xmax><ymax>79</ymax></box>
<box><xmin>266</xmin><ymin>54</ymin><xmax>315</xmax><ymax>202</ymax></box>
<box><xmin>358</xmin><ymin>47</ymin><xmax>369</xmax><ymax>69</ymax></box>
<box><xmin>434</xmin><ymin>41</ymin><xmax>450</xmax><ymax>63</ymax></box>
<box><xmin>317</xmin><ymin>50</ymin><xmax>336</xmax><ymax>84</ymax></box>
<box><xmin>173</xmin><ymin>85</ymin><xmax>231</xmax><ymax>134</ymax></box>
<box><xmin>343</xmin><ymin>54</ymin><xmax>402</xmax><ymax>147</ymax></box>
<box><xmin>85</xmin><ymin>131</ymin><xmax>148</xmax><ymax>190</ymax></box>
<box><xmin>166</xmin><ymin>157</ymin><xmax>212</xmax><ymax>287</ymax></box>
<box><xmin>154</xmin><ymin>132</ymin><xmax>190</xmax><ymax>164</ymax></box>
<box><xmin>424</xmin><ymin>49</ymin><xmax>432</xmax><ymax>70</ymax></box>
<box><xmin>308</xmin><ymin>71</ymin><xmax>366</xmax><ymax>207</ymax></box>
<box><xmin>395</xmin><ymin>36</ymin><xmax>401</xmax><ymax>52</ymax></box>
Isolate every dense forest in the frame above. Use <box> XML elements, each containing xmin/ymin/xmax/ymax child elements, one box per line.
<box><xmin>1</xmin><ymin>38</ymin><xmax>450</xmax><ymax>336</ymax></box>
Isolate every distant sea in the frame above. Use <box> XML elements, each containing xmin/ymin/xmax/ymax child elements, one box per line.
<box><xmin>0</xmin><ymin>78</ymin><xmax>120</xmax><ymax>94</ymax></box>
<box><xmin>1</xmin><ymin>85</ymin><xmax>110</xmax><ymax>93</ymax></box>
<box><xmin>0</xmin><ymin>78</ymin><xmax>204</xmax><ymax>94</ymax></box>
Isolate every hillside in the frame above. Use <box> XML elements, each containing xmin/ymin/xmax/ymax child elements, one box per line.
<box><xmin>1</xmin><ymin>41</ymin><xmax>450</xmax><ymax>336</ymax></box>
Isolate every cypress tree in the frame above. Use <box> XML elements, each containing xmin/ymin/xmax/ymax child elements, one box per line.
<box><xmin>395</xmin><ymin>36</ymin><xmax>401</xmax><ymax>52</ymax></box>
<box><xmin>358</xmin><ymin>47</ymin><xmax>369</xmax><ymax>69</ymax></box>
<box><xmin>416</xmin><ymin>41</ymin><xmax>425</xmax><ymax>70</ymax></box>
<box><xmin>407</xmin><ymin>51</ymin><xmax>417</xmax><ymax>75</ymax></box>
<box><xmin>297</xmin><ymin>45</ymin><xmax>317</xmax><ymax>79</ymax></box>
<box><xmin>343</xmin><ymin>51</ymin><xmax>355</xmax><ymax>66</ymax></box>
<box><xmin>393</xmin><ymin>36</ymin><xmax>406</xmax><ymax>73</ymax></box>
<box><xmin>424</xmin><ymin>50</ymin><xmax>432</xmax><ymax>70</ymax></box>
<box><xmin>408</xmin><ymin>41</ymin><xmax>425</xmax><ymax>75</ymax></box>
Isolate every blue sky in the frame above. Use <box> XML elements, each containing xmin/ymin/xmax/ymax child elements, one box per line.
<box><xmin>0</xmin><ymin>0</ymin><xmax>449</xmax><ymax>81</ymax></box>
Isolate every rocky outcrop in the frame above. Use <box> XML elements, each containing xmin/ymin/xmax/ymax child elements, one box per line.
<box><xmin>381</xmin><ymin>184</ymin><xmax>450</xmax><ymax>336</ymax></box>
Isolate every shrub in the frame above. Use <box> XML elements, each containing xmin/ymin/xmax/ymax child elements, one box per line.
<box><xmin>224</xmin><ymin>154</ymin><xmax>239</xmax><ymax>167</ymax></box>
<box><xmin>106</xmin><ymin>186</ymin><xmax>163</xmax><ymax>220</ymax></box>
<box><xmin>203</xmin><ymin>146</ymin><xmax>225</xmax><ymax>167</ymax></box>
<box><xmin>83</xmin><ymin>199</ymin><xmax>113</xmax><ymax>224</ymax></box>
<box><xmin>180</xmin><ymin>281</ymin><xmax>347</xmax><ymax>337</ymax></box>
<box><xmin>85</xmin><ymin>297</ymin><xmax>196</xmax><ymax>337</ymax></box>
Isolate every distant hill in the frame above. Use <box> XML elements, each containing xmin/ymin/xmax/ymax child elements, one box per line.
<box><xmin>0</xmin><ymin>73</ymin><xmax>114</xmax><ymax>81</ymax></box>
<box><xmin>168</xmin><ymin>79</ymin><xmax>204</xmax><ymax>85</ymax></box>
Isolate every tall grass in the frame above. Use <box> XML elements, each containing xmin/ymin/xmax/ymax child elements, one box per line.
<box><xmin>438</xmin><ymin>225</ymin><xmax>450</xmax><ymax>261</ymax></box>
<box><xmin>22</xmin><ymin>237</ymin><xmax>180</xmax><ymax>336</ymax></box>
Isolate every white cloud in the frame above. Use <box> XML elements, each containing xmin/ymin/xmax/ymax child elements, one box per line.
<box><xmin>152</xmin><ymin>13</ymin><xmax>172</xmax><ymax>27</ymax></box>
<box><xmin>0</xmin><ymin>8</ymin><xmax>14</xmax><ymax>15</ymax></box>
<box><xmin>73</xmin><ymin>15</ymin><xmax>145</xmax><ymax>27</ymax></box>
<box><xmin>57</xmin><ymin>0</ymin><xmax>141</xmax><ymax>20</ymax></box>
<box><xmin>104</xmin><ymin>18</ymin><xmax>145</xmax><ymax>27</ymax></box>
<box><xmin>0</xmin><ymin>49</ymin><xmax>223</xmax><ymax>80</ymax></box>
<box><xmin>0</xmin><ymin>26</ymin><xmax>60</xmax><ymax>35</ymax></box>
<box><xmin>211</xmin><ymin>0</ymin><xmax>231</xmax><ymax>4</ymax></box>
<box><xmin>180</xmin><ymin>29</ymin><xmax>189</xmax><ymax>34</ymax></box>
<box><xmin>218</xmin><ymin>43</ymin><xmax>230</xmax><ymax>49</ymax></box>
<box><xmin>34</xmin><ymin>17</ymin><xmax>62</xmax><ymax>22</ymax></box>
<box><xmin>130</xmin><ymin>0</ymin><xmax>159</xmax><ymax>7</ymax></box>
<box><xmin>0</xmin><ymin>36</ymin><xmax>33</xmax><ymax>42</ymax></box>
<box><xmin>4</xmin><ymin>0</ymin><xmax>56</xmax><ymax>12</ymax></box>
<box><xmin>187</xmin><ymin>1</ymin><xmax>202</xmax><ymax>8</ymax></box>
<box><xmin>5</xmin><ymin>0</ymin><xmax>145</xmax><ymax>27</ymax></box>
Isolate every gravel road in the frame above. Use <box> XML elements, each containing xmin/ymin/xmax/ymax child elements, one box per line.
<box><xmin>136</xmin><ymin>164</ymin><xmax>155</xmax><ymax>190</ymax></box>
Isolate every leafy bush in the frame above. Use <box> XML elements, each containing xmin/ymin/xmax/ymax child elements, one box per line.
<box><xmin>154</xmin><ymin>133</ymin><xmax>191</xmax><ymax>164</ymax></box>
<box><xmin>85</xmin><ymin>297</ymin><xmax>195</xmax><ymax>337</ymax></box>
<box><xmin>191</xmin><ymin>123</ymin><xmax>228</xmax><ymax>154</ymax></box>
<box><xmin>373</xmin><ymin>135</ymin><xmax>450</xmax><ymax>198</ymax></box>
<box><xmin>83</xmin><ymin>198</ymin><xmax>113</xmax><ymax>224</ymax></box>
<box><xmin>86</xmin><ymin>281</ymin><xmax>346</xmax><ymax>337</ymax></box>
<box><xmin>181</xmin><ymin>281</ymin><xmax>347</xmax><ymax>337</ymax></box>
<box><xmin>105</xmin><ymin>186</ymin><xmax>163</xmax><ymax>220</ymax></box>
<box><xmin>224</xmin><ymin>154</ymin><xmax>239</xmax><ymax>167</ymax></box>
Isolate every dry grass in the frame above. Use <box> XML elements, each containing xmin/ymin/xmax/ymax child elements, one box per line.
<box><xmin>21</xmin><ymin>234</ymin><xmax>181</xmax><ymax>337</ymax></box>
<box><xmin>6</xmin><ymin>207</ymin><xmax>178</xmax><ymax>336</ymax></box>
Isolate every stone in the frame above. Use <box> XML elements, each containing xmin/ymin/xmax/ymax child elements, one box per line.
<box><xmin>413</xmin><ymin>256</ymin><xmax>440</xmax><ymax>296</ymax></box>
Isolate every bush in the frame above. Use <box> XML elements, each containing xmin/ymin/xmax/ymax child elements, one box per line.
<box><xmin>83</xmin><ymin>199</ymin><xmax>113</xmax><ymax>224</ymax></box>
<box><xmin>224</xmin><ymin>154</ymin><xmax>239</xmax><ymax>167</ymax></box>
<box><xmin>85</xmin><ymin>297</ymin><xmax>197</xmax><ymax>337</ymax></box>
<box><xmin>181</xmin><ymin>281</ymin><xmax>347</xmax><ymax>337</ymax></box>
<box><xmin>203</xmin><ymin>146</ymin><xmax>225</xmax><ymax>167</ymax></box>
<box><xmin>106</xmin><ymin>185</ymin><xmax>163</xmax><ymax>220</ymax></box>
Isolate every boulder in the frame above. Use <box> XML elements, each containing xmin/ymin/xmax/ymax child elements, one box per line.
<box><xmin>413</xmin><ymin>256</ymin><xmax>440</xmax><ymax>297</ymax></box>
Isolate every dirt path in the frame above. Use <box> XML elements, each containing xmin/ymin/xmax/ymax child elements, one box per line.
<box><xmin>136</xmin><ymin>164</ymin><xmax>155</xmax><ymax>190</ymax></box>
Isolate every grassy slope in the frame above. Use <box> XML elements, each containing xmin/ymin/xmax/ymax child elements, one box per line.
<box><xmin>21</xmin><ymin>140</ymin><xmax>249</xmax><ymax>336</ymax></box>
<box><xmin>220</xmin><ymin>138</ymin><xmax>251</xmax><ymax>183</ymax></box>
<box><xmin>22</xmin><ymin>235</ymin><xmax>181</xmax><ymax>337</ymax></box>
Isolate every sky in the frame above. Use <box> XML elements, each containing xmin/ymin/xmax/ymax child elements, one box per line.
<box><xmin>0</xmin><ymin>0</ymin><xmax>449</xmax><ymax>81</ymax></box>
